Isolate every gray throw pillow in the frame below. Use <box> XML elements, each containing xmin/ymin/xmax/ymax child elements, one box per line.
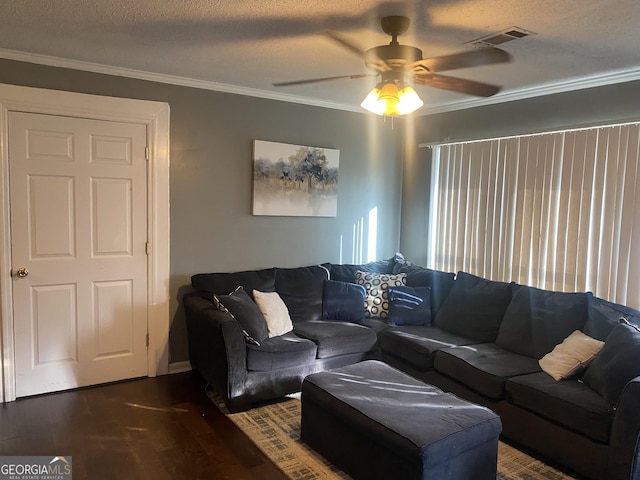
<box><xmin>213</xmin><ymin>286</ymin><xmax>269</xmax><ymax>344</ymax></box>
<box><xmin>582</xmin><ymin>320</ymin><xmax>640</xmax><ymax>405</ymax></box>
<box><xmin>322</xmin><ymin>280</ymin><xmax>366</xmax><ymax>323</ymax></box>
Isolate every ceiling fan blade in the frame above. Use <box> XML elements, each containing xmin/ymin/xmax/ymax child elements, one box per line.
<box><xmin>273</xmin><ymin>73</ymin><xmax>375</xmax><ymax>87</ymax></box>
<box><xmin>409</xmin><ymin>47</ymin><xmax>512</xmax><ymax>73</ymax></box>
<box><xmin>414</xmin><ymin>73</ymin><xmax>502</xmax><ymax>97</ymax></box>
<box><xmin>325</xmin><ymin>31</ymin><xmax>391</xmax><ymax>72</ymax></box>
<box><xmin>325</xmin><ymin>31</ymin><xmax>366</xmax><ymax>58</ymax></box>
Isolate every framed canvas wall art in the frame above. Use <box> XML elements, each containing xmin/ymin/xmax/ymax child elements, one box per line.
<box><xmin>252</xmin><ymin>140</ymin><xmax>339</xmax><ymax>217</ymax></box>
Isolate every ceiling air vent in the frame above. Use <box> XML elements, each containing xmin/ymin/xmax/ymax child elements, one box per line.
<box><xmin>466</xmin><ymin>27</ymin><xmax>535</xmax><ymax>48</ymax></box>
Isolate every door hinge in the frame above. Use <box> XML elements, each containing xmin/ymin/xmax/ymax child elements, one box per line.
<box><xmin>146</xmin><ymin>333</ymin><xmax>150</xmax><ymax>348</ymax></box>
<box><xmin>145</xmin><ymin>146</ymin><xmax>150</xmax><ymax>161</ymax></box>
<box><xmin>145</xmin><ymin>242</ymin><xmax>151</xmax><ymax>255</ymax></box>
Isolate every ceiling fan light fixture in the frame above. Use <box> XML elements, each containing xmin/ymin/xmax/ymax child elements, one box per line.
<box><xmin>361</xmin><ymin>81</ymin><xmax>423</xmax><ymax>116</ymax></box>
<box><xmin>397</xmin><ymin>84</ymin><xmax>424</xmax><ymax>115</ymax></box>
<box><xmin>377</xmin><ymin>82</ymin><xmax>401</xmax><ymax>116</ymax></box>
<box><xmin>360</xmin><ymin>84</ymin><xmax>385</xmax><ymax>115</ymax></box>
<box><xmin>276</xmin><ymin>16</ymin><xmax>510</xmax><ymax>112</ymax></box>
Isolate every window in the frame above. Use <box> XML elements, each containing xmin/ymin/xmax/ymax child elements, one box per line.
<box><xmin>428</xmin><ymin>122</ymin><xmax>640</xmax><ymax>309</ymax></box>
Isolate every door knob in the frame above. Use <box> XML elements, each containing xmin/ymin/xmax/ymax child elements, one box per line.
<box><xmin>14</xmin><ymin>267</ymin><xmax>29</xmax><ymax>278</ymax></box>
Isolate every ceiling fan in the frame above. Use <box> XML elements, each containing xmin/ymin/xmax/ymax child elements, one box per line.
<box><xmin>273</xmin><ymin>15</ymin><xmax>512</xmax><ymax>116</ymax></box>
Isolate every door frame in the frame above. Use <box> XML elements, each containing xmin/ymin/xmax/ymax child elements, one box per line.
<box><xmin>0</xmin><ymin>83</ymin><xmax>170</xmax><ymax>402</ymax></box>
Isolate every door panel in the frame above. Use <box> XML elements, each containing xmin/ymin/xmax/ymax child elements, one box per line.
<box><xmin>29</xmin><ymin>175</ymin><xmax>76</xmax><ymax>258</ymax></box>
<box><xmin>94</xmin><ymin>280</ymin><xmax>134</xmax><ymax>357</ymax></box>
<box><xmin>92</xmin><ymin>177</ymin><xmax>133</xmax><ymax>256</ymax></box>
<box><xmin>9</xmin><ymin>111</ymin><xmax>148</xmax><ymax>397</ymax></box>
<box><xmin>32</xmin><ymin>284</ymin><xmax>77</xmax><ymax>365</ymax></box>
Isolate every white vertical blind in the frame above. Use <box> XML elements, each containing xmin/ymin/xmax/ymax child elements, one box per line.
<box><xmin>429</xmin><ymin>123</ymin><xmax>640</xmax><ymax>309</ymax></box>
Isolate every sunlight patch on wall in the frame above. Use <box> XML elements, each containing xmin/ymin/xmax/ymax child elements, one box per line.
<box><xmin>338</xmin><ymin>206</ymin><xmax>378</xmax><ymax>264</ymax></box>
<box><xmin>367</xmin><ymin>206</ymin><xmax>378</xmax><ymax>262</ymax></box>
<box><xmin>353</xmin><ymin>217</ymin><xmax>364</xmax><ymax>264</ymax></box>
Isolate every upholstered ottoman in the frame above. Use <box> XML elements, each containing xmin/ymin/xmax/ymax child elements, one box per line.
<box><xmin>301</xmin><ymin>360</ymin><xmax>502</xmax><ymax>480</ymax></box>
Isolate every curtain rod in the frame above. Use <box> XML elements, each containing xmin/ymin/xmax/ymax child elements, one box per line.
<box><xmin>419</xmin><ymin>118</ymin><xmax>640</xmax><ymax>149</ymax></box>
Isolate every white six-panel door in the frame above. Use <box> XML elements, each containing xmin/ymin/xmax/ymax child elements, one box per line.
<box><xmin>9</xmin><ymin>111</ymin><xmax>148</xmax><ymax>397</ymax></box>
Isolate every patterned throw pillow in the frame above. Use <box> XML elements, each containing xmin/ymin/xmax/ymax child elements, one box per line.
<box><xmin>355</xmin><ymin>270</ymin><xmax>406</xmax><ymax>319</ymax></box>
<box><xmin>212</xmin><ymin>287</ymin><xmax>265</xmax><ymax>346</ymax></box>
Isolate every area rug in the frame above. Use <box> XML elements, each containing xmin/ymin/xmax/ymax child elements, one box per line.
<box><xmin>209</xmin><ymin>392</ymin><xmax>575</xmax><ymax>480</ymax></box>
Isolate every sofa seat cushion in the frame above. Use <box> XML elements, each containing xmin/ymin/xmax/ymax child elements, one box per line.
<box><xmin>246</xmin><ymin>332</ymin><xmax>317</xmax><ymax>371</ymax></box>
<box><xmin>360</xmin><ymin>317</ymin><xmax>392</xmax><ymax>334</ymax></box>
<box><xmin>434</xmin><ymin>343</ymin><xmax>541</xmax><ymax>399</ymax></box>
<box><xmin>379</xmin><ymin>326</ymin><xmax>480</xmax><ymax>371</ymax></box>
<box><xmin>505</xmin><ymin>372</ymin><xmax>613</xmax><ymax>443</ymax></box>
<box><xmin>293</xmin><ymin>320</ymin><xmax>377</xmax><ymax>359</ymax></box>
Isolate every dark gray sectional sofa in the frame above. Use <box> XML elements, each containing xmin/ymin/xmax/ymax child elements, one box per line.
<box><xmin>183</xmin><ymin>256</ymin><xmax>640</xmax><ymax>480</ymax></box>
<box><xmin>184</xmin><ymin>264</ymin><xmax>379</xmax><ymax>413</ymax></box>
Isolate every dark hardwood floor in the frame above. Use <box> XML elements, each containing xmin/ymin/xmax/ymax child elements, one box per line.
<box><xmin>0</xmin><ymin>372</ymin><xmax>287</xmax><ymax>479</ymax></box>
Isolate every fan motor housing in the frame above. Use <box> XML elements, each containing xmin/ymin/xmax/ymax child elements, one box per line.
<box><xmin>365</xmin><ymin>44</ymin><xmax>423</xmax><ymax>71</ymax></box>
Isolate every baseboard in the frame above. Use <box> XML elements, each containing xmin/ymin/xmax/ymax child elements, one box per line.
<box><xmin>168</xmin><ymin>361</ymin><xmax>192</xmax><ymax>374</ymax></box>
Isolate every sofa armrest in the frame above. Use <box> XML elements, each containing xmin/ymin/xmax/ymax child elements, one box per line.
<box><xmin>609</xmin><ymin>375</ymin><xmax>640</xmax><ymax>480</ymax></box>
<box><xmin>184</xmin><ymin>294</ymin><xmax>248</xmax><ymax>405</ymax></box>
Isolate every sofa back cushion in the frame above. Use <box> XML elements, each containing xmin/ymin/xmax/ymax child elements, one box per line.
<box><xmin>434</xmin><ymin>272</ymin><xmax>514</xmax><ymax>342</ymax></box>
<box><xmin>275</xmin><ymin>265</ymin><xmax>329</xmax><ymax>323</ymax></box>
<box><xmin>585</xmin><ymin>296</ymin><xmax>640</xmax><ymax>341</ymax></box>
<box><xmin>192</xmin><ymin>268</ymin><xmax>276</xmax><ymax>296</ymax></box>
<box><xmin>323</xmin><ymin>258</ymin><xmax>395</xmax><ymax>283</ymax></box>
<box><xmin>496</xmin><ymin>285</ymin><xmax>591</xmax><ymax>359</ymax></box>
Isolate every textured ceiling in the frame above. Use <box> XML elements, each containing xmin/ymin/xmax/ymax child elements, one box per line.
<box><xmin>1</xmin><ymin>0</ymin><xmax>639</xmax><ymax>114</ymax></box>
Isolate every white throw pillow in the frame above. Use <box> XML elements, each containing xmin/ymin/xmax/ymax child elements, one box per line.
<box><xmin>252</xmin><ymin>290</ymin><xmax>294</xmax><ymax>337</ymax></box>
<box><xmin>539</xmin><ymin>330</ymin><xmax>605</xmax><ymax>381</ymax></box>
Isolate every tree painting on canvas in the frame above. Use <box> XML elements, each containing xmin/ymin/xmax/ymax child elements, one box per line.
<box><xmin>252</xmin><ymin>140</ymin><xmax>339</xmax><ymax>217</ymax></box>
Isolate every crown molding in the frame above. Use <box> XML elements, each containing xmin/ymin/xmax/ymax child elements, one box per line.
<box><xmin>2</xmin><ymin>47</ymin><xmax>640</xmax><ymax>116</ymax></box>
<box><xmin>419</xmin><ymin>66</ymin><xmax>640</xmax><ymax>115</ymax></box>
<box><xmin>0</xmin><ymin>48</ymin><xmax>362</xmax><ymax>113</ymax></box>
